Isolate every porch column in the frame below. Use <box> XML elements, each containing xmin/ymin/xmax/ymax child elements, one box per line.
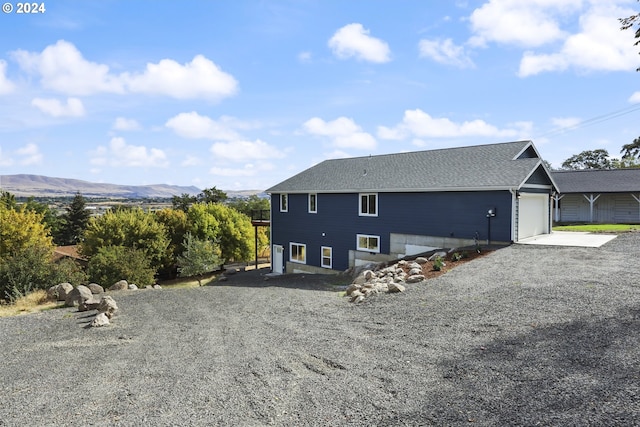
<box><xmin>632</xmin><ymin>194</ymin><xmax>640</xmax><ymax>222</ymax></box>
<box><xmin>583</xmin><ymin>194</ymin><xmax>601</xmax><ymax>223</ymax></box>
<box><xmin>553</xmin><ymin>194</ymin><xmax>564</xmax><ymax>222</ymax></box>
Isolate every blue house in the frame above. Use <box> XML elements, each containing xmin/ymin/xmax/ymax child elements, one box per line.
<box><xmin>266</xmin><ymin>140</ymin><xmax>557</xmax><ymax>274</ymax></box>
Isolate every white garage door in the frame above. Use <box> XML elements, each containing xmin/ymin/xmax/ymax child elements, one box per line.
<box><xmin>518</xmin><ymin>193</ymin><xmax>549</xmax><ymax>240</ymax></box>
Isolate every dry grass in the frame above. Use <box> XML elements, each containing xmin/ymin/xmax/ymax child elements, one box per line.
<box><xmin>0</xmin><ymin>290</ymin><xmax>61</xmax><ymax>318</ymax></box>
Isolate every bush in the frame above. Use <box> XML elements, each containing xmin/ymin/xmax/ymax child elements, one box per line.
<box><xmin>87</xmin><ymin>245</ymin><xmax>156</xmax><ymax>288</ymax></box>
<box><xmin>177</xmin><ymin>233</ymin><xmax>222</xmax><ymax>278</ymax></box>
<box><xmin>50</xmin><ymin>258</ymin><xmax>88</xmax><ymax>287</ymax></box>
<box><xmin>0</xmin><ymin>246</ymin><xmax>55</xmax><ymax>303</ymax></box>
<box><xmin>432</xmin><ymin>256</ymin><xmax>445</xmax><ymax>271</ymax></box>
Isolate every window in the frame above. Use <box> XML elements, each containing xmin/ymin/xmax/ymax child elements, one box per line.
<box><xmin>359</xmin><ymin>193</ymin><xmax>378</xmax><ymax>216</ymax></box>
<box><xmin>289</xmin><ymin>242</ymin><xmax>306</xmax><ymax>264</ymax></box>
<box><xmin>308</xmin><ymin>193</ymin><xmax>317</xmax><ymax>213</ymax></box>
<box><xmin>356</xmin><ymin>234</ymin><xmax>380</xmax><ymax>253</ymax></box>
<box><xmin>321</xmin><ymin>246</ymin><xmax>332</xmax><ymax>268</ymax></box>
<box><xmin>280</xmin><ymin>194</ymin><xmax>288</xmax><ymax>212</ymax></box>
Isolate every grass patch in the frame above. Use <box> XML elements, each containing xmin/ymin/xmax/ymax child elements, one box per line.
<box><xmin>553</xmin><ymin>224</ymin><xmax>640</xmax><ymax>233</ymax></box>
<box><xmin>0</xmin><ymin>290</ymin><xmax>61</xmax><ymax>318</ymax></box>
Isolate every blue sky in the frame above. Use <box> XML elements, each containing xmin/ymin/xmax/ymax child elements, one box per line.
<box><xmin>0</xmin><ymin>0</ymin><xmax>639</xmax><ymax>191</ymax></box>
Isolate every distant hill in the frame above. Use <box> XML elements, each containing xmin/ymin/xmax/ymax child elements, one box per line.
<box><xmin>0</xmin><ymin>174</ymin><xmax>202</xmax><ymax>199</ymax></box>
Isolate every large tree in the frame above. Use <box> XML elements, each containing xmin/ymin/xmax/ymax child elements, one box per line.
<box><xmin>58</xmin><ymin>192</ymin><xmax>91</xmax><ymax>245</ymax></box>
<box><xmin>561</xmin><ymin>149</ymin><xmax>613</xmax><ymax>170</ymax></box>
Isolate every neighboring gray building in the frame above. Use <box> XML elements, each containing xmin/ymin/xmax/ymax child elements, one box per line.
<box><xmin>267</xmin><ymin>140</ymin><xmax>558</xmax><ymax>274</ymax></box>
<box><xmin>551</xmin><ymin>169</ymin><xmax>640</xmax><ymax>223</ymax></box>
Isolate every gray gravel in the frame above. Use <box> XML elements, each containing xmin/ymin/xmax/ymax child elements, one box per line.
<box><xmin>1</xmin><ymin>232</ymin><xmax>639</xmax><ymax>426</ymax></box>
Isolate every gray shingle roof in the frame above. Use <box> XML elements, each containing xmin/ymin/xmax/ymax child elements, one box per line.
<box><xmin>551</xmin><ymin>169</ymin><xmax>640</xmax><ymax>194</ymax></box>
<box><xmin>267</xmin><ymin>140</ymin><xmax>551</xmax><ymax>193</ymax></box>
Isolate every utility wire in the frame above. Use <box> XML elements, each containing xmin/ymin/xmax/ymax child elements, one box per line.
<box><xmin>533</xmin><ymin>102</ymin><xmax>640</xmax><ymax>139</ymax></box>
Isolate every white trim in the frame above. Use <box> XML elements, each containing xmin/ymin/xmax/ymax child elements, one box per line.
<box><xmin>308</xmin><ymin>193</ymin><xmax>317</xmax><ymax>213</ymax></box>
<box><xmin>289</xmin><ymin>242</ymin><xmax>306</xmax><ymax>264</ymax></box>
<box><xmin>321</xmin><ymin>246</ymin><xmax>332</xmax><ymax>269</ymax></box>
<box><xmin>280</xmin><ymin>193</ymin><xmax>288</xmax><ymax>212</ymax></box>
<box><xmin>359</xmin><ymin>193</ymin><xmax>378</xmax><ymax>217</ymax></box>
<box><xmin>356</xmin><ymin>234</ymin><xmax>380</xmax><ymax>253</ymax></box>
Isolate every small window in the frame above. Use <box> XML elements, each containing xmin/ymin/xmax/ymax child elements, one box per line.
<box><xmin>321</xmin><ymin>246</ymin><xmax>332</xmax><ymax>269</ymax></box>
<box><xmin>289</xmin><ymin>242</ymin><xmax>306</xmax><ymax>264</ymax></box>
<box><xmin>280</xmin><ymin>194</ymin><xmax>288</xmax><ymax>212</ymax></box>
<box><xmin>359</xmin><ymin>193</ymin><xmax>377</xmax><ymax>216</ymax></box>
<box><xmin>356</xmin><ymin>234</ymin><xmax>380</xmax><ymax>253</ymax></box>
<box><xmin>308</xmin><ymin>193</ymin><xmax>317</xmax><ymax>213</ymax></box>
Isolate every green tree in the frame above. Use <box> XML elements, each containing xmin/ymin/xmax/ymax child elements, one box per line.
<box><xmin>561</xmin><ymin>149</ymin><xmax>613</xmax><ymax>170</ymax></box>
<box><xmin>172</xmin><ymin>193</ymin><xmax>197</xmax><ymax>212</ymax></box>
<box><xmin>81</xmin><ymin>208</ymin><xmax>170</xmax><ymax>272</ymax></box>
<box><xmin>87</xmin><ymin>245</ymin><xmax>156</xmax><ymax>288</ymax></box>
<box><xmin>227</xmin><ymin>195</ymin><xmax>270</xmax><ymax>217</ymax></box>
<box><xmin>197</xmin><ymin>186</ymin><xmax>227</xmax><ymax>204</ymax></box>
<box><xmin>155</xmin><ymin>208</ymin><xmax>189</xmax><ymax>259</ymax></box>
<box><xmin>176</xmin><ymin>233</ymin><xmax>222</xmax><ymax>285</ymax></box>
<box><xmin>620</xmin><ymin>4</ymin><xmax>640</xmax><ymax>161</ymax></box>
<box><xmin>187</xmin><ymin>203</ymin><xmax>260</xmax><ymax>263</ymax></box>
<box><xmin>621</xmin><ymin>137</ymin><xmax>640</xmax><ymax>160</ymax></box>
<box><xmin>22</xmin><ymin>197</ymin><xmax>63</xmax><ymax>244</ymax></box>
<box><xmin>0</xmin><ymin>191</ymin><xmax>17</xmax><ymax>209</ymax></box>
<box><xmin>0</xmin><ymin>205</ymin><xmax>55</xmax><ymax>302</ymax></box>
<box><xmin>58</xmin><ymin>192</ymin><xmax>91</xmax><ymax>245</ymax></box>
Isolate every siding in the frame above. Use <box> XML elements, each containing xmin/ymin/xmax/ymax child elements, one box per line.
<box><xmin>271</xmin><ymin>191</ymin><xmax>513</xmax><ymax>271</ymax></box>
<box><xmin>557</xmin><ymin>193</ymin><xmax>640</xmax><ymax>223</ymax></box>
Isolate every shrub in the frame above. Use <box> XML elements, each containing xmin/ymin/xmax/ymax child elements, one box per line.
<box><xmin>177</xmin><ymin>233</ymin><xmax>222</xmax><ymax>279</ymax></box>
<box><xmin>432</xmin><ymin>256</ymin><xmax>445</xmax><ymax>271</ymax></box>
<box><xmin>87</xmin><ymin>245</ymin><xmax>156</xmax><ymax>288</ymax></box>
<box><xmin>0</xmin><ymin>245</ymin><xmax>55</xmax><ymax>303</ymax></box>
<box><xmin>50</xmin><ymin>258</ymin><xmax>88</xmax><ymax>287</ymax></box>
<box><xmin>452</xmin><ymin>252</ymin><xmax>463</xmax><ymax>262</ymax></box>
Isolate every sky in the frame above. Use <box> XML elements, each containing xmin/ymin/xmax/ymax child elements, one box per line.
<box><xmin>0</xmin><ymin>0</ymin><xmax>639</xmax><ymax>191</ymax></box>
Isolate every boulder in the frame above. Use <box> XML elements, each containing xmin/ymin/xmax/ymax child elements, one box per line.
<box><xmin>406</xmin><ymin>274</ymin><xmax>425</xmax><ymax>284</ymax></box>
<box><xmin>91</xmin><ymin>312</ymin><xmax>110</xmax><ymax>327</ymax></box>
<box><xmin>388</xmin><ymin>282</ymin><xmax>406</xmax><ymax>293</ymax></box>
<box><xmin>78</xmin><ymin>296</ymin><xmax>101</xmax><ymax>312</ymax></box>
<box><xmin>109</xmin><ymin>280</ymin><xmax>128</xmax><ymax>291</ymax></box>
<box><xmin>153</xmin><ymin>284</ymin><xmax>162</xmax><ymax>289</ymax></box>
<box><xmin>46</xmin><ymin>284</ymin><xmax>60</xmax><ymax>301</ymax></box>
<box><xmin>65</xmin><ymin>285</ymin><xmax>93</xmax><ymax>307</ymax></box>
<box><xmin>224</xmin><ymin>268</ymin><xmax>237</xmax><ymax>276</ymax></box>
<box><xmin>415</xmin><ymin>257</ymin><xmax>429</xmax><ymax>264</ymax></box>
<box><xmin>408</xmin><ymin>267</ymin><xmax>422</xmax><ymax>276</ymax></box>
<box><xmin>56</xmin><ymin>282</ymin><xmax>74</xmax><ymax>301</ymax></box>
<box><xmin>87</xmin><ymin>283</ymin><xmax>104</xmax><ymax>294</ymax></box>
<box><xmin>128</xmin><ymin>284</ymin><xmax>138</xmax><ymax>290</ymax></box>
<box><xmin>98</xmin><ymin>295</ymin><xmax>118</xmax><ymax>319</ymax></box>
<box><xmin>345</xmin><ymin>283</ymin><xmax>361</xmax><ymax>296</ymax></box>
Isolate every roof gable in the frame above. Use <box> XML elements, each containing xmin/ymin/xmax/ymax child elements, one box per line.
<box><xmin>267</xmin><ymin>140</ymin><xmax>553</xmax><ymax>193</ymax></box>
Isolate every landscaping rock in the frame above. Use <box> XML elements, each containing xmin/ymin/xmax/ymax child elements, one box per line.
<box><xmin>388</xmin><ymin>282</ymin><xmax>406</xmax><ymax>293</ymax></box>
<box><xmin>52</xmin><ymin>282</ymin><xmax>74</xmax><ymax>302</ymax></box>
<box><xmin>65</xmin><ymin>285</ymin><xmax>92</xmax><ymax>307</ymax></box>
<box><xmin>153</xmin><ymin>285</ymin><xmax>162</xmax><ymax>290</ymax></box>
<box><xmin>428</xmin><ymin>251</ymin><xmax>447</xmax><ymax>261</ymax></box>
<box><xmin>406</xmin><ymin>274</ymin><xmax>425</xmax><ymax>284</ymax></box>
<box><xmin>224</xmin><ymin>268</ymin><xmax>237</xmax><ymax>276</ymax></box>
<box><xmin>128</xmin><ymin>284</ymin><xmax>138</xmax><ymax>290</ymax></box>
<box><xmin>415</xmin><ymin>257</ymin><xmax>429</xmax><ymax>264</ymax></box>
<box><xmin>91</xmin><ymin>312</ymin><xmax>110</xmax><ymax>327</ymax></box>
<box><xmin>97</xmin><ymin>296</ymin><xmax>118</xmax><ymax>319</ymax></box>
<box><xmin>87</xmin><ymin>283</ymin><xmax>104</xmax><ymax>294</ymax></box>
<box><xmin>78</xmin><ymin>296</ymin><xmax>101</xmax><ymax>312</ymax></box>
<box><xmin>109</xmin><ymin>280</ymin><xmax>128</xmax><ymax>291</ymax></box>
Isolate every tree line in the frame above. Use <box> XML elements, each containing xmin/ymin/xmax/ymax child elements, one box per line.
<box><xmin>0</xmin><ymin>188</ymin><xmax>270</xmax><ymax>303</ymax></box>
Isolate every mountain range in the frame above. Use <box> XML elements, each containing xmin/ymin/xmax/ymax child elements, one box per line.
<box><xmin>0</xmin><ymin>174</ymin><xmax>259</xmax><ymax>199</ymax></box>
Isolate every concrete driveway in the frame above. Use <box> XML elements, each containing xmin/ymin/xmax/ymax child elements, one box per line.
<box><xmin>517</xmin><ymin>231</ymin><xmax>617</xmax><ymax>248</ymax></box>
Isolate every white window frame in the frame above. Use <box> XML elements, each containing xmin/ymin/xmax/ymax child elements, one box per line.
<box><xmin>280</xmin><ymin>193</ymin><xmax>288</xmax><ymax>212</ymax></box>
<box><xmin>359</xmin><ymin>193</ymin><xmax>378</xmax><ymax>217</ymax></box>
<box><xmin>308</xmin><ymin>193</ymin><xmax>317</xmax><ymax>213</ymax></box>
<box><xmin>321</xmin><ymin>246</ymin><xmax>332</xmax><ymax>269</ymax></box>
<box><xmin>289</xmin><ymin>242</ymin><xmax>306</xmax><ymax>264</ymax></box>
<box><xmin>356</xmin><ymin>234</ymin><xmax>380</xmax><ymax>253</ymax></box>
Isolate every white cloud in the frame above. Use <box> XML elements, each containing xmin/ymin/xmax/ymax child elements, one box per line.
<box><xmin>12</xmin><ymin>41</ymin><xmax>237</xmax><ymax>100</ymax></box>
<box><xmin>304</xmin><ymin>117</ymin><xmax>377</xmax><ymax>150</ymax></box>
<box><xmin>629</xmin><ymin>91</ymin><xmax>640</xmax><ymax>103</ymax></box>
<box><xmin>328</xmin><ymin>23</ymin><xmax>391</xmax><ymax>63</ymax></box>
<box><xmin>0</xmin><ymin>60</ymin><xmax>15</xmax><ymax>95</ymax></box>
<box><xmin>0</xmin><ymin>147</ymin><xmax>14</xmax><ymax>166</ymax></box>
<box><xmin>31</xmin><ymin>97</ymin><xmax>85</xmax><ymax>117</ymax></box>
<box><xmin>124</xmin><ymin>55</ymin><xmax>238</xmax><ymax>100</ymax></box>
<box><xmin>298</xmin><ymin>51</ymin><xmax>312</xmax><ymax>63</ymax></box>
<box><xmin>165</xmin><ymin>112</ymin><xmax>241</xmax><ymax>141</ymax></box>
<box><xmin>181</xmin><ymin>155</ymin><xmax>202</xmax><ymax>167</ymax></box>
<box><xmin>378</xmin><ymin>109</ymin><xmax>523</xmax><ymax>139</ymax></box>
<box><xmin>517</xmin><ymin>4</ymin><xmax>639</xmax><ymax>76</ymax></box>
<box><xmin>551</xmin><ymin>116</ymin><xmax>581</xmax><ymax>129</ymax></box>
<box><xmin>12</xmin><ymin>40</ymin><xmax>124</xmax><ymax>95</ymax></box>
<box><xmin>113</xmin><ymin>117</ymin><xmax>141</xmax><ymax>131</ymax></box>
<box><xmin>210</xmin><ymin>139</ymin><xmax>285</xmax><ymax>162</ymax></box>
<box><xmin>16</xmin><ymin>143</ymin><xmax>43</xmax><ymax>165</ymax></box>
<box><xmin>418</xmin><ymin>38</ymin><xmax>474</xmax><ymax>68</ymax></box>
<box><xmin>468</xmin><ymin>0</ymin><xmax>580</xmax><ymax>48</ymax></box>
<box><xmin>91</xmin><ymin>137</ymin><xmax>169</xmax><ymax>168</ymax></box>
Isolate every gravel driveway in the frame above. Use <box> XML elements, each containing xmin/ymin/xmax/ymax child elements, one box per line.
<box><xmin>1</xmin><ymin>233</ymin><xmax>639</xmax><ymax>426</ymax></box>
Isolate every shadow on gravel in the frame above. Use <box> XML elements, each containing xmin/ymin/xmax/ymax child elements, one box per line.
<box><xmin>416</xmin><ymin>306</ymin><xmax>640</xmax><ymax>426</ymax></box>
<box><xmin>207</xmin><ymin>267</ymin><xmax>350</xmax><ymax>292</ymax></box>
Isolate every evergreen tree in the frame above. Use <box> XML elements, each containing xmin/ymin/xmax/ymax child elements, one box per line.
<box><xmin>59</xmin><ymin>192</ymin><xmax>91</xmax><ymax>245</ymax></box>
